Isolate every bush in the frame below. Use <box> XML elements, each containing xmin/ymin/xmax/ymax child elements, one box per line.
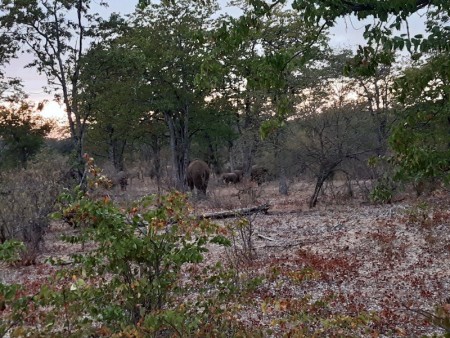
<box><xmin>370</xmin><ymin>176</ymin><xmax>396</xmax><ymax>204</ymax></box>
<box><xmin>0</xmin><ymin>240</ymin><xmax>25</xmax><ymax>335</ymax></box>
<box><xmin>0</xmin><ymin>149</ymin><xmax>71</xmax><ymax>263</ymax></box>
<box><xmin>1</xmin><ymin>157</ymin><xmax>234</xmax><ymax>336</ymax></box>
<box><xmin>1</xmin><ymin>157</ymin><xmax>229</xmax><ymax>336</ymax></box>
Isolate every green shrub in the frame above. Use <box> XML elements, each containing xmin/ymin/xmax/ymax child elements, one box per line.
<box><xmin>370</xmin><ymin>177</ymin><xmax>395</xmax><ymax>204</ymax></box>
<box><xmin>0</xmin><ymin>240</ymin><xmax>25</xmax><ymax>336</ymax></box>
<box><xmin>0</xmin><ymin>157</ymin><xmax>230</xmax><ymax>336</ymax></box>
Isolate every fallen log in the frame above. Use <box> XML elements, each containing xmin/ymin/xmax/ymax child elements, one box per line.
<box><xmin>199</xmin><ymin>203</ymin><xmax>270</xmax><ymax>220</ymax></box>
<box><xmin>134</xmin><ymin>204</ymin><xmax>270</xmax><ymax>235</ymax></box>
<box><xmin>256</xmin><ymin>233</ymin><xmax>275</xmax><ymax>241</ymax></box>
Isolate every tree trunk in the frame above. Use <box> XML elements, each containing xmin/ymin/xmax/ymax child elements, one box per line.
<box><xmin>106</xmin><ymin>127</ymin><xmax>126</xmax><ymax>172</ymax></box>
<box><xmin>151</xmin><ymin>136</ymin><xmax>163</xmax><ymax>195</ymax></box>
<box><xmin>309</xmin><ymin>176</ymin><xmax>326</xmax><ymax>208</ymax></box>
<box><xmin>309</xmin><ymin>170</ymin><xmax>334</xmax><ymax>208</ymax></box>
<box><xmin>165</xmin><ymin>107</ymin><xmax>190</xmax><ymax>192</ymax></box>
<box><xmin>279</xmin><ymin>168</ymin><xmax>289</xmax><ymax>196</ymax></box>
<box><xmin>240</xmin><ymin>131</ymin><xmax>258</xmax><ymax>179</ymax></box>
<box><xmin>275</xmin><ymin>128</ymin><xmax>289</xmax><ymax>196</ymax></box>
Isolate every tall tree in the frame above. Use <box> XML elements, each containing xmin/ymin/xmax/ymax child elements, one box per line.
<box><xmin>0</xmin><ymin>0</ymin><xmax>108</xmax><ymax>178</ymax></box>
<box><xmin>391</xmin><ymin>54</ymin><xmax>450</xmax><ymax>184</ymax></box>
<box><xmin>79</xmin><ymin>43</ymin><xmax>147</xmax><ymax>171</ymax></box>
<box><xmin>202</xmin><ymin>4</ymin><xmax>328</xmax><ymax>182</ymax></box>
<box><xmin>119</xmin><ymin>0</ymin><xmax>219</xmax><ymax>191</ymax></box>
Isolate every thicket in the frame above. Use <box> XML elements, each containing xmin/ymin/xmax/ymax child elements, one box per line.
<box><xmin>0</xmin><ymin>149</ymin><xmax>72</xmax><ymax>262</ymax></box>
<box><xmin>0</xmin><ymin>158</ymin><xmax>244</xmax><ymax>336</ymax></box>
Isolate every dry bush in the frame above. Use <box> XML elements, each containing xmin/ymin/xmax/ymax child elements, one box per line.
<box><xmin>205</xmin><ymin>178</ymin><xmax>242</xmax><ymax>210</ymax></box>
<box><xmin>237</xmin><ymin>180</ymin><xmax>263</xmax><ymax>206</ymax></box>
<box><xmin>0</xmin><ymin>149</ymin><xmax>71</xmax><ymax>264</ymax></box>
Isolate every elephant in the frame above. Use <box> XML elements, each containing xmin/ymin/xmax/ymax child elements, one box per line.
<box><xmin>127</xmin><ymin>169</ymin><xmax>143</xmax><ymax>186</ymax></box>
<box><xmin>250</xmin><ymin>166</ymin><xmax>269</xmax><ymax>186</ymax></box>
<box><xmin>112</xmin><ymin>171</ymin><xmax>128</xmax><ymax>191</ymax></box>
<box><xmin>233</xmin><ymin>169</ymin><xmax>243</xmax><ymax>182</ymax></box>
<box><xmin>187</xmin><ymin>160</ymin><xmax>210</xmax><ymax>195</ymax></box>
<box><xmin>222</xmin><ymin>172</ymin><xmax>239</xmax><ymax>184</ymax></box>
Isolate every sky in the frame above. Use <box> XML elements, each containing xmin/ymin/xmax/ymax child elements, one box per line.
<box><xmin>2</xmin><ymin>1</ymin><xmax>426</xmax><ymax>120</ymax></box>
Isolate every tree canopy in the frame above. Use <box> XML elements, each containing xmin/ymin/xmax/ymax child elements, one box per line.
<box><xmin>0</xmin><ymin>101</ymin><xmax>53</xmax><ymax>168</ymax></box>
<box><xmin>1</xmin><ymin>0</ymin><xmax>449</xmax><ymax>190</ymax></box>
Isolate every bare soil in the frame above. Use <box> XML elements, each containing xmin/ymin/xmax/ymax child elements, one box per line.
<box><xmin>2</xmin><ymin>177</ymin><xmax>450</xmax><ymax>337</ymax></box>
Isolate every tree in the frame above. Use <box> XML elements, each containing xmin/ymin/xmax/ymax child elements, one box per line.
<box><xmin>291</xmin><ymin>0</ymin><xmax>450</xmax><ymax>184</ymax></box>
<box><xmin>390</xmin><ymin>54</ymin><xmax>450</xmax><ymax>185</ymax></box>
<box><xmin>292</xmin><ymin>101</ymin><xmax>376</xmax><ymax>207</ymax></box>
<box><xmin>0</xmin><ymin>101</ymin><xmax>53</xmax><ymax>168</ymax></box>
<box><xmin>0</xmin><ymin>0</ymin><xmax>109</xmax><ymax>178</ymax></box>
<box><xmin>79</xmin><ymin>43</ymin><xmax>148</xmax><ymax>171</ymax></box>
<box><xmin>202</xmin><ymin>3</ymin><xmax>328</xmax><ymax>186</ymax></box>
<box><xmin>281</xmin><ymin>48</ymin><xmax>386</xmax><ymax>206</ymax></box>
<box><xmin>116</xmin><ymin>0</ymin><xmax>219</xmax><ymax>191</ymax></box>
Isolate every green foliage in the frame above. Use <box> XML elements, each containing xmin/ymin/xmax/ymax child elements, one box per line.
<box><xmin>80</xmin><ymin>42</ymin><xmax>148</xmax><ymax>170</ymax></box>
<box><xmin>390</xmin><ymin>55</ymin><xmax>450</xmax><ymax>184</ymax></box>
<box><xmin>20</xmin><ymin>157</ymin><xmax>229</xmax><ymax>335</ymax></box>
<box><xmin>103</xmin><ymin>0</ymin><xmax>223</xmax><ymax>189</ymax></box>
<box><xmin>0</xmin><ymin>101</ymin><xmax>53</xmax><ymax>168</ymax></box>
<box><xmin>0</xmin><ymin>240</ymin><xmax>25</xmax><ymax>336</ymax></box>
<box><xmin>0</xmin><ymin>240</ymin><xmax>24</xmax><ymax>263</ymax></box>
<box><xmin>370</xmin><ymin>177</ymin><xmax>395</xmax><ymax>204</ymax></box>
<box><xmin>292</xmin><ymin>0</ymin><xmax>450</xmax><ymax>54</ymax></box>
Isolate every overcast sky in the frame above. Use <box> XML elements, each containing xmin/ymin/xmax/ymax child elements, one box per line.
<box><xmin>3</xmin><ymin>1</ymin><xmax>425</xmax><ymax>105</ymax></box>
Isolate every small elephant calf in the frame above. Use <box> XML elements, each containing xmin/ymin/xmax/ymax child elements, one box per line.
<box><xmin>222</xmin><ymin>172</ymin><xmax>239</xmax><ymax>184</ymax></box>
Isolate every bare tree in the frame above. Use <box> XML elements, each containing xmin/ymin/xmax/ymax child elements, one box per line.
<box><xmin>294</xmin><ymin>100</ymin><xmax>376</xmax><ymax>207</ymax></box>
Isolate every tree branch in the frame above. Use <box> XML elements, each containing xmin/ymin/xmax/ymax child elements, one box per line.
<box><xmin>340</xmin><ymin>0</ymin><xmax>432</xmax><ymax>14</ymax></box>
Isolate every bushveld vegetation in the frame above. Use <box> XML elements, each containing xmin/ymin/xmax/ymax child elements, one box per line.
<box><xmin>1</xmin><ymin>0</ymin><xmax>450</xmax><ymax>336</ymax></box>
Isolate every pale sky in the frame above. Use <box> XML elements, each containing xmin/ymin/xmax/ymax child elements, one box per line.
<box><xmin>2</xmin><ymin>1</ymin><xmax>426</xmax><ymax>120</ymax></box>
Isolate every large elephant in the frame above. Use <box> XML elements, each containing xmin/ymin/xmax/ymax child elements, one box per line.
<box><xmin>187</xmin><ymin>160</ymin><xmax>210</xmax><ymax>195</ymax></box>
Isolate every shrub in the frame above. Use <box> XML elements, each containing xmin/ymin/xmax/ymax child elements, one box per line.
<box><xmin>2</xmin><ymin>157</ymin><xmax>233</xmax><ymax>336</ymax></box>
<box><xmin>370</xmin><ymin>177</ymin><xmax>396</xmax><ymax>204</ymax></box>
<box><xmin>58</xmin><ymin>192</ymin><xmax>229</xmax><ymax>324</ymax></box>
<box><xmin>0</xmin><ymin>240</ymin><xmax>25</xmax><ymax>335</ymax></box>
<box><xmin>0</xmin><ymin>149</ymin><xmax>71</xmax><ymax>263</ymax></box>
<box><xmin>14</xmin><ymin>157</ymin><xmax>230</xmax><ymax>335</ymax></box>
